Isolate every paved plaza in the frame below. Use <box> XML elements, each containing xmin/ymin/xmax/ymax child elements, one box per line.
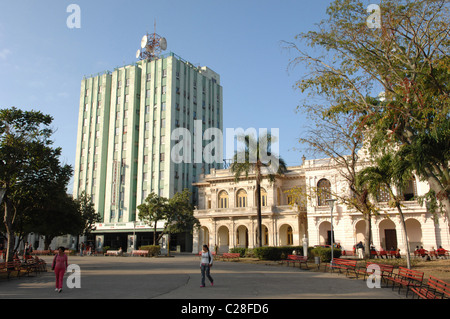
<box><xmin>0</xmin><ymin>254</ymin><xmax>404</xmax><ymax>300</ymax></box>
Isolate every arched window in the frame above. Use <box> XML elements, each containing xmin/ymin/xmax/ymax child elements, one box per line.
<box><xmin>317</xmin><ymin>179</ymin><xmax>331</xmax><ymax>206</ymax></box>
<box><xmin>260</xmin><ymin>188</ymin><xmax>268</xmax><ymax>207</ymax></box>
<box><xmin>236</xmin><ymin>189</ymin><xmax>247</xmax><ymax>208</ymax></box>
<box><xmin>218</xmin><ymin>190</ymin><xmax>229</xmax><ymax>208</ymax></box>
<box><xmin>287</xmin><ymin>226</ymin><xmax>293</xmax><ymax>245</ymax></box>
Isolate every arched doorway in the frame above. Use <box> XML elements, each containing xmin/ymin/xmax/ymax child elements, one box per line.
<box><xmin>255</xmin><ymin>224</ymin><xmax>269</xmax><ymax>246</ymax></box>
<box><xmin>217</xmin><ymin>226</ymin><xmax>229</xmax><ymax>253</ymax></box>
<box><xmin>319</xmin><ymin>221</ymin><xmax>333</xmax><ymax>246</ymax></box>
<box><xmin>406</xmin><ymin>219</ymin><xmax>422</xmax><ymax>252</ymax></box>
<box><xmin>379</xmin><ymin>219</ymin><xmax>397</xmax><ymax>250</ymax></box>
<box><xmin>279</xmin><ymin>224</ymin><xmax>294</xmax><ymax>246</ymax></box>
<box><xmin>355</xmin><ymin>220</ymin><xmax>366</xmax><ymax>244</ymax></box>
<box><xmin>236</xmin><ymin>225</ymin><xmax>249</xmax><ymax>248</ymax></box>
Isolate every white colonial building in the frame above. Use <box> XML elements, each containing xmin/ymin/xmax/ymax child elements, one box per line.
<box><xmin>192</xmin><ymin>156</ymin><xmax>450</xmax><ymax>255</ymax></box>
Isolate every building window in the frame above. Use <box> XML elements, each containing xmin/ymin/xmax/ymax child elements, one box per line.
<box><xmin>260</xmin><ymin>188</ymin><xmax>268</xmax><ymax>207</ymax></box>
<box><xmin>236</xmin><ymin>189</ymin><xmax>247</xmax><ymax>208</ymax></box>
<box><xmin>317</xmin><ymin>179</ymin><xmax>331</xmax><ymax>206</ymax></box>
<box><xmin>287</xmin><ymin>226</ymin><xmax>293</xmax><ymax>245</ymax></box>
<box><xmin>377</xmin><ymin>187</ymin><xmax>390</xmax><ymax>202</ymax></box>
<box><xmin>400</xmin><ymin>178</ymin><xmax>417</xmax><ymax>201</ymax></box>
<box><xmin>218</xmin><ymin>190</ymin><xmax>229</xmax><ymax>209</ymax></box>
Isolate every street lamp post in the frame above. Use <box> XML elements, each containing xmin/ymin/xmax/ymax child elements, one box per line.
<box><xmin>326</xmin><ymin>198</ymin><xmax>337</xmax><ymax>264</ymax></box>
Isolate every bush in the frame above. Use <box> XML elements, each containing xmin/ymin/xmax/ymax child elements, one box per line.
<box><xmin>311</xmin><ymin>247</ymin><xmax>342</xmax><ymax>263</ymax></box>
<box><xmin>139</xmin><ymin>245</ymin><xmax>161</xmax><ymax>257</ymax></box>
<box><xmin>229</xmin><ymin>247</ymin><xmax>247</xmax><ymax>257</ymax></box>
<box><xmin>253</xmin><ymin>246</ymin><xmax>304</xmax><ymax>261</ymax></box>
<box><xmin>102</xmin><ymin>246</ymin><xmax>110</xmax><ymax>254</ymax></box>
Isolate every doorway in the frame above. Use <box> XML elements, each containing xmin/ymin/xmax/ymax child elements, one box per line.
<box><xmin>385</xmin><ymin>229</ymin><xmax>397</xmax><ymax>250</ymax></box>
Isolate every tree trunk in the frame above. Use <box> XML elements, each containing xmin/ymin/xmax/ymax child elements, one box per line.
<box><xmin>256</xmin><ymin>175</ymin><xmax>262</xmax><ymax>248</ymax></box>
<box><xmin>3</xmin><ymin>198</ymin><xmax>15</xmax><ymax>262</ymax></box>
<box><xmin>364</xmin><ymin>211</ymin><xmax>372</xmax><ymax>259</ymax></box>
<box><xmin>397</xmin><ymin>204</ymin><xmax>412</xmax><ymax>269</ymax></box>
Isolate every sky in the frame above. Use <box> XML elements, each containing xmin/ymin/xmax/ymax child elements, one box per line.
<box><xmin>0</xmin><ymin>0</ymin><xmax>335</xmax><ymax>192</ymax></box>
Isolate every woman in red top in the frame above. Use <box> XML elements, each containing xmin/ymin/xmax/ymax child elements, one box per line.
<box><xmin>52</xmin><ymin>247</ymin><xmax>68</xmax><ymax>293</ymax></box>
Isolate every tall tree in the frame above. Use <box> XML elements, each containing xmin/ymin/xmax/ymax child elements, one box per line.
<box><xmin>138</xmin><ymin>193</ymin><xmax>169</xmax><ymax>245</ymax></box>
<box><xmin>1</xmin><ymin>107</ymin><xmax>72</xmax><ymax>262</ymax></box>
<box><xmin>230</xmin><ymin>132</ymin><xmax>287</xmax><ymax>247</ymax></box>
<box><xmin>294</xmin><ymin>104</ymin><xmax>378</xmax><ymax>257</ymax></box>
<box><xmin>358</xmin><ymin>153</ymin><xmax>414</xmax><ymax>268</ymax></box>
<box><xmin>285</xmin><ymin>0</ymin><xmax>450</xmax><ymax>221</ymax></box>
<box><xmin>76</xmin><ymin>191</ymin><xmax>101</xmax><ymax>237</ymax></box>
<box><xmin>138</xmin><ymin>189</ymin><xmax>199</xmax><ymax>251</ymax></box>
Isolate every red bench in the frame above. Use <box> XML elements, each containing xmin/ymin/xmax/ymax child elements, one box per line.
<box><xmin>283</xmin><ymin>255</ymin><xmax>308</xmax><ymax>269</ymax></box>
<box><xmin>356</xmin><ymin>262</ymin><xmax>395</xmax><ymax>283</ymax></box>
<box><xmin>132</xmin><ymin>250</ymin><xmax>149</xmax><ymax>257</ymax></box>
<box><xmin>0</xmin><ymin>261</ymin><xmax>24</xmax><ymax>280</ymax></box>
<box><xmin>385</xmin><ymin>267</ymin><xmax>424</xmax><ymax>297</ymax></box>
<box><xmin>327</xmin><ymin>258</ymin><xmax>358</xmax><ymax>278</ymax></box>
<box><xmin>220</xmin><ymin>253</ymin><xmax>240</xmax><ymax>261</ymax></box>
<box><xmin>411</xmin><ymin>276</ymin><xmax>450</xmax><ymax>299</ymax></box>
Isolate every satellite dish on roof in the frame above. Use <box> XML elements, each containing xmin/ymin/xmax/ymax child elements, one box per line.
<box><xmin>136</xmin><ymin>49</ymin><xmax>141</xmax><ymax>59</ymax></box>
<box><xmin>160</xmin><ymin>37</ymin><xmax>167</xmax><ymax>51</ymax></box>
<box><xmin>141</xmin><ymin>35</ymin><xmax>148</xmax><ymax>49</ymax></box>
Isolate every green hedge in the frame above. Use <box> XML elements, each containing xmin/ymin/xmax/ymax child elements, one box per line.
<box><xmin>253</xmin><ymin>246</ymin><xmax>304</xmax><ymax>261</ymax></box>
<box><xmin>311</xmin><ymin>247</ymin><xmax>342</xmax><ymax>263</ymax></box>
<box><xmin>139</xmin><ymin>245</ymin><xmax>161</xmax><ymax>257</ymax></box>
<box><xmin>229</xmin><ymin>247</ymin><xmax>247</xmax><ymax>257</ymax></box>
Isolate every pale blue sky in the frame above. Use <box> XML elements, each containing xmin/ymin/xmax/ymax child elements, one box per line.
<box><xmin>0</xmin><ymin>0</ymin><xmax>335</xmax><ymax>191</ymax></box>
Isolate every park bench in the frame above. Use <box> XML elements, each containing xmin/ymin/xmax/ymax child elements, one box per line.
<box><xmin>105</xmin><ymin>250</ymin><xmax>120</xmax><ymax>256</ymax></box>
<box><xmin>132</xmin><ymin>250</ymin><xmax>149</xmax><ymax>257</ymax></box>
<box><xmin>220</xmin><ymin>253</ymin><xmax>240</xmax><ymax>261</ymax></box>
<box><xmin>414</xmin><ymin>249</ymin><xmax>429</xmax><ymax>259</ymax></box>
<box><xmin>385</xmin><ymin>266</ymin><xmax>424</xmax><ymax>297</ymax></box>
<box><xmin>0</xmin><ymin>261</ymin><xmax>24</xmax><ymax>279</ymax></box>
<box><xmin>437</xmin><ymin>249</ymin><xmax>449</xmax><ymax>259</ymax></box>
<box><xmin>32</xmin><ymin>250</ymin><xmax>51</xmax><ymax>256</ymax></box>
<box><xmin>327</xmin><ymin>258</ymin><xmax>358</xmax><ymax>278</ymax></box>
<box><xmin>283</xmin><ymin>255</ymin><xmax>308</xmax><ymax>269</ymax></box>
<box><xmin>356</xmin><ymin>262</ymin><xmax>394</xmax><ymax>284</ymax></box>
<box><xmin>411</xmin><ymin>276</ymin><xmax>450</xmax><ymax>299</ymax></box>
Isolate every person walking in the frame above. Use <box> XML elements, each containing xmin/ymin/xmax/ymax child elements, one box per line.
<box><xmin>200</xmin><ymin>245</ymin><xmax>214</xmax><ymax>288</ymax></box>
<box><xmin>52</xmin><ymin>247</ymin><xmax>68</xmax><ymax>293</ymax></box>
<box><xmin>356</xmin><ymin>241</ymin><xmax>364</xmax><ymax>259</ymax></box>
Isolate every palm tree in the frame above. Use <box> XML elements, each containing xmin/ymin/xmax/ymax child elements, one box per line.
<box><xmin>230</xmin><ymin>132</ymin><xmax>287</xmax><ymax>247</ymax></box>
<box><xmin>357</xmin><ymin>153</ymin><xmax>414</xmax><ymax>269</ymax></box>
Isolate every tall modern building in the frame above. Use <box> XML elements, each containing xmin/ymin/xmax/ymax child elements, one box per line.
<box><xmin>73</xmin><ymin>51</ymin><xmax>223</xmax><ymax>252</ymax></box>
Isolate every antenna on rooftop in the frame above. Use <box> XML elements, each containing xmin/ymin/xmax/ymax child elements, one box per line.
<box><xmin>136</xmin><ymin>21</ymin><xmax>168</xmax><ymax>61</ymax></box>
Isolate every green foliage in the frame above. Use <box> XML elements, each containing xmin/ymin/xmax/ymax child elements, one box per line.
<box><xmin>137</xmin><ymin>189</ymin><xmax>199</xmax><ymax>245</ymax></box>
<box><xmin>311</xmin><ymin>247</ymin><xmax>342</xmax><ymax>263</ymax></box>
<box><xmin>0</xmin><ymin>107</ymin><xmax>74</xmax><ymax>259</ymax></box>
<box><xmin>229</xmin><ymin>247</ymin><xmax>247</xmax><ymax>257</ymax></box>
<box><xmin>253</xmin><ymin>246</ymin><xmax>304</xmax><ymax>260</ymax></box>
<box><xmin>139</xmin><ymin>245</ymin><xmax>161</xmax><ymax>257</ymax></box>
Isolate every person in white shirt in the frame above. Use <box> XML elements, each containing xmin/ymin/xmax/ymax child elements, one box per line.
<box><xmin>200</xmin><ymin>245</ymin><xmax>214</xmax><ymax>287</ymax></box>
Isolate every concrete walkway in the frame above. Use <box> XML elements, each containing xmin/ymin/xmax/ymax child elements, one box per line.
<box><xmin>0</xmin><ymin>254</ymin><xmax>403</xmax><ymax>299</ymax></box>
